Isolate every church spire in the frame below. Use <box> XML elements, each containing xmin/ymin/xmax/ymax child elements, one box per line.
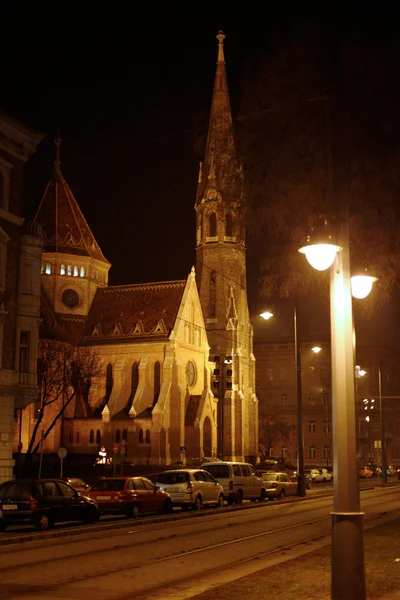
<box><xmin>54</xmin><ymin>128</ymin><xmax>62</xmax><ymax>180</ymax></box>
<box><xmin>196</xmin><ymin>30</ymin><xmax>242</xmax><ymax>206</ymax></box>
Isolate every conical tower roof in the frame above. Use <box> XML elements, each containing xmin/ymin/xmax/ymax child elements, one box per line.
<box><xmin>196</xmin><ymin>31</ymin><xmax>243</xmax><ymax>206</ymax></box>
<box><xmin>34</xmin><ymin>136</ymin><xmax>109</xmax><ymax>264</ymax></box>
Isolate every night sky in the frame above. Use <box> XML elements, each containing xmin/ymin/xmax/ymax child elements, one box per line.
<box><xmin>3</xmin><ymin>7</ymin><xmax>400</xmax><ymax>348</ymax></box>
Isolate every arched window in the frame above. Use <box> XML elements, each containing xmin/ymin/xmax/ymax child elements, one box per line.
<box><xmin>145</xmin><ymin>429</ymin><xmax>150</xmax><ymax>444</ymax></box>
<box><xmin>116</xmin><ymin>429</ymin><xmax>121</xmax><ymax>443</ymax></box>
<box><xmin>73</xmin><ymin>266</ymin><xmax>79</xmax><ymax>276</ymax></box>
<box><xmin>209</xmin><ymin>213</ymin><xmax>217</xmax><ymax>237</ymax></box>
<box><xmin>139</xmin><ymin>429</ymin><xmax>144</xmax><ymax>444</ymax></box>
<box><xmin>131</xmin><ymin>362</ymin><xmax>139</xmax><ymax>398</ymax></box>
<box><xmin>45</xmin><ymin>263</ymin><xmax>51</xmax><ymax>274</ymax></box>
<box><xmin>96</xmin><ymin>429</ymin><xmax>101</xmax><ymax>444</ymax></box>
<box><xmin>209</xmin><ymin>271</ymin><xmax>216</xmax><ymax>318</ymax></box>
<box><xmin>225</xmin><ymin>212</ymin><xmax>233</xmax><ymax>237</ymax></box>
<box><xmin>80</xmin><ymin>266</ymin><xmax>85</xmax><ymax>277</ymax></box>
<box><xmin>106</xmin><ymin>363</ymin><xmax>113</xmax><ymax>402</ymax></box>
<box><xmin>76</xmin><ymin>431</ymin><xmax>80</xmax><ymax>443</ymax></box>
<box><xmin>60</xmin><ymin>264</ymin><xmax>65</xmax><ymax>275</ymax></box>
<box><xmin>69</xmin><ymin>431</ymin><xmax>73</xmax><ymax>443</ymax></box>
<box><xmin>122</xmin><ymin>429</ymin><xmax>127</xmax><ymax>440</ymax></box>
<box><xmin>197</xmin><ymin>213</ymin><xmax>202</xmax><ymax>244</ymax></box>
<box><xmin>67</xmin><ymin>264</ymin><xmax>72</xmax><ymax>276</ymax></box>
<box><xmin>153</xmin><ymin>361</ymin><xmax>161</xmax><ymax>406</ymax></box>
<box><xmin>41</xmin><ymin>263</ymin><xmax>44</xmax><ymax>274</ymax></box>
<box><xmin>89</xmin><ymin>430</ymin><xmax>94</xmax><ymax>443</ymax></box>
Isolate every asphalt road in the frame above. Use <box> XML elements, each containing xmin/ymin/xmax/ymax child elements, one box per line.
<box><xmin>0</xmin><ymin>485</ymin><xmax>399</xmax><ymax>600</ymax></box>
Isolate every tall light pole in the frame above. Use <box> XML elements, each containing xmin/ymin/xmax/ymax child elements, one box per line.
<box><xmin>260</xmin><ymin>303</ymin><xmax>306</xmax><ymax>497</ymax></box>
<box><xmin>379</xmin><ymin>364</ymin><xmax>387</xmax><ymax>485</ymax></box>
<box><xmin>299</xmin><ymin>217</ymin><xmax>377</xmax><ymax>600</ymax></box>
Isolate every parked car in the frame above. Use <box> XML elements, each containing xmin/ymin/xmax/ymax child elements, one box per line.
<box><xmin>62</xmin><ymin>478</ymin><xmax>91</xmax><ymax>494</ymax></box>
<box><xmin>359</xmin><ymin>465</ymin><xmax>373</xmax><ymax>478</ymax></box>
<box><xmin>320</xmin><ymin>468</ymin><xmax>333</xmax><ymax>482</ymax></box>
<box><xmin>386</xmin><ymin>465</ymin><xmax>396</xmax><ymax>476</ymax></box>
<box><xmin>260</xmin><ymin>471</ymin><xmax>298</xmax><ymax>499</ymax></box>
<box><xmin>0</xmin><ymin>478</ymin><xmax>99</xmax><ymax>531</ymax></box>
<box><xmin>87</xmin><ymin>476</ymin><xmax>172</xmax><ymax>518</ymax></box>
<box><xmin>201</xmin><ymin>461</ymin><xmax>266</xmax><ymax>504</ymax></box>
<box><xmin>304</xmin><ymin>468</ymin><xmax>325</xmax><ymax>483</ymax></box>
<box><xmin>156</xmin><ymin>469</ymin><xmax>224</xmax><ymax>510</ymax></box>
<box><xmin>290</xmin><ymin>470</ymin><xmax>312</xmax><ymax>489</ymax></box>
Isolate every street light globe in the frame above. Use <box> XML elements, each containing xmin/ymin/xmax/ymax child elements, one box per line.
<box><xmin>312</xmin><ymin>346</ymin><xmax>322</xmax><ymax>353</ymax></box>
<box><xmin>298</xmin><ymin>243</ymin><xmax>340</xmax><ymax>271</ymax></box>
<box><xmin>260</xmin><ymin>311</ymin><xmax>273</xmax><ymax>320</ymax></box>
<box><xmin>351</xmin><ymin>275</ymin><xmax>378</xmax><ymax>299</ymax></box>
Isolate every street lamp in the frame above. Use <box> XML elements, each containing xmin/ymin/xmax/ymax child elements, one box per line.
<box><xmin>260</xmin><ymin>306</ymin><xmax>306</xmax><ymax>497</ymax></box>
<box><xmin>299</xmin><ymin>216</ymin><xmax>377</xmax><ymax>600</ymax></box>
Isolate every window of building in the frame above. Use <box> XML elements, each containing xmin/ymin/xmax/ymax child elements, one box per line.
<box><xmin>74</xmin><ymin>266</ymin><xmax>79</xmax><ymax>276</ymax></box>
<box><xmin>153</xmin><ymin>361</ymin><xmax>160</xmax><ymax>406</ymax></box>
<box><xmin>0</xmin><ymin>165</ymin><xmax>10</xmax><ymax>211</ymax></box>
<box><xmin>116</xmin><ymin>429</ymin><xmax>121</xmax><ymax>443</ymax></box>
<box><xmin>89</xmin><ymin>430</ymin><xmax>94</xmax><ymax>443</ymax></box>
<box><xmin>209</xmin><ymin>213</ymin><xmax>217</xmax><ymax>237</ymax></box>
<box><xmin>321</xmin><ymin>389</ymin><xmax>329</xmax><ymax>405</ymax></box>
<box><xmin>280</xmin><ymin>393</ymin><xmax>287</xmax><ymax>405</ymax></box>
<box><xmin>45</xmin><ymin>263</ymin><xmax>51</xmax><ymax>274</ymax></box>
<box><xmin>67</xmin><ymin>264</ymin><xmax>72</xmax><ymax>276</ymax></box>
<box><xmin>279</xmin><ymin>367</ymin><xmax>286</xmax><ymax>380</ymax></box>
<box><xmin>209</xmin><ymin>271</ymin><xmax>216</xmax><ymax>318</ymax></box>
<box><xmin>145</xmin><ymin>429</ymin><xmax>150</xmax><ymax>444</ymax></box>
<box><xmin>69</xmin><ymin>431</ymin><xmax>73</xmax><ymax>443</ymax></box>
<box><xmin>60</xmin><ymin>264</ymin><xmax>65</xmax><ymax>275</ymax></box>
<box><xmin>308</xmin><ymin>394</ymin><xmax>315</xmax><ymax>405</ymax></box>
<box><xmin>225</xmin><ymin>212</ymin><xmax>233</xmax><ymax>237</ymax></box>
<box><xmin>308</xmin><ymin>445</ymin><xmax>316</xmax><ymax>459</ymax></box>
<box><xmin>80</xmin><ymin>266</ymin><xmax>85</xmax><ymax>277</ymax></box>
<box><xmin>122</xmin><ymin>429</ymin><xmax>127</xmax><ymax>440</ymax></box>
<box><xmin>269</xmin><ymin>448</ymin><xmax>275</xmax><ymax>457</ymax></box>
<box><xmin>323</xmin><ymin>445</ymin><xmax>331</xmax><ymax>460</ymax></box>
<box><xmin>131</xmin><ymin>362</ymin><xmax>139</xmax><ymax>399</ymax></box>
<box><xmin>281</xmin><ymin>446</ymin><xmax>287</xmax><ymax>458</ymax></box>
<box><xmin>308</xmin><ymin>420</ymin><xmax>316</xmax><ymax>433</ymax></box>
<box><xmin>96</xmin><ymin>430</ymin><xmax>101</xmax><ymax>444</ymax></box>
<box><xmin>76</xmin><ymin>431</ymin><xmax>80</xmax><ymax>443</ymax></box>
<box><xmin>267</xmin><ymin>368</ymin><xmax>273</xmax><ymax>382</ymax></box>
<box><xmin>139</xmin><ymin>429</ymin><xmax>144</xmax><ymax>444</ymax></box>
<box><xmin>106</xmin><ymin>363</ymin><xmax>113</xmax><ymax>402</ymax></box>
<box><xmin>19</xmin><ymin>331</ymin><xmax>30</xmax><ymax>373</ymax></box>
<box><xmin>323</xmin><ymin>419</ymin><xmax>330</xmax><ymax>433</ymax></box>
<box><xmin>41</xmin><ymin>263</ymin><xmax>44</xmax><ymax>274</ymax></box>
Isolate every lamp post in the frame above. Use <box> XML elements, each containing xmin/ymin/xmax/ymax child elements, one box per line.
<box><xmin>260</xmin><ymin>303</ymin><xmax>306</xmax><ymax>497</ymax></box>
<box><xmin>299</xmin><ymin>219</ymin><xmax>377</xmax><ymax>600</ymax></box>
<box><xmin>378</xmin><ymin>364</ymin><xmax>387</xmax><ymax>485</ymax></box>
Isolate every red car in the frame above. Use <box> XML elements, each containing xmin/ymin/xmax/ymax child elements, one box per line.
<box><xmin>87</xmin><ymin>476</ymin><xmax>173</xmax><ymax>518</ymax></box>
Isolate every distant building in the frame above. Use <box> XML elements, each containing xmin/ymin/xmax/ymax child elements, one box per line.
<box><xmin>0</xmin><ymin>112</ymin><xmax>44</xmax><ymax>483</ymax></box>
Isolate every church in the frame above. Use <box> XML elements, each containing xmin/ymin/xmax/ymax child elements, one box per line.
<box><xmin>14</xmin><ymin>31</ymin><xmax>259</xmax><ymax>467</ymax></box>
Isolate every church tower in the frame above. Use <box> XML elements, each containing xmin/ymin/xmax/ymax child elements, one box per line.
<box><xmin>195</xmin><ymin>31</ymin><xmax>258</xmax><ymax>462</ymax></box>
<box><xmin>34</xmin><ymin>136</ymin><xmax>110</xmax><ymax>318</ymax></box>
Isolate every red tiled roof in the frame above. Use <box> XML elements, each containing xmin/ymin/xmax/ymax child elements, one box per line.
<box><xmin>84</xmin><ymin>280</ymin><xmax>186</xmax><ymax>339</ymax></box>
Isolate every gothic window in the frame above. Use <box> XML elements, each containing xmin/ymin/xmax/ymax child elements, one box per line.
<box><xmin>96</xmin><ymin>429</ymin><xmax>101</xmax><ymax>444</ymax></box>
<box><xmin>122</xmin><ymin>429</ymin><xmax>127</xmax><ymax>440</ymax></box>
<box><xmin>197</xmin><ymin>213</ymin><xmax>202</xmax><ymax>244</ymax></box>
<box><xmin>139</xmin><ymin>428</ymin><xmax>144</xmax><ymax>444</ymax></box>
<box><xmin>60</xmin><ymin>264</ymin><xmax>65</xmax><ymax>275</ymax></box>
<box><xmin>210</xmin><ymin>271</ymin><xmax>216</xmax><ymax>318</ymax></box>
<box><xmin>225</xmin><ymin>212</ymin><xmax>233</xmax><ymax>237</ymax></box>
<box><xmin>74</xmin><ymin>266</ymin><xmax>79</xmax><ymax>276</ymax></box>
<box><xmin>153</xmin><ymin>361</ymin><xmax>161</xmax><ymax>406</ymax></box>
<box><xmin>116</xmin><ymin>429</ymin><xmax>121</xmax><ymax>443</ymax></box>
<box><xmin>308</xmin><ymin>420</ymin><xmax>316</xmax><ymax>433</ymax></box>
<box><xmin>209</xmin><ymin>213</ymin><xmax>217</xmax><ymax>237</ymax></box>
<box><xmin>41</xmin><ymin>263</ymin><xmax>44</xmax><ymax>274</ymax></box>
<box><xmin>308</xmin><ymin>445</ymin><xmax>316</xmax><ymax>459</ymax></box>
<box><xmin>19</xmin><ymin>331</ymin><xmax>30</xmax><ymax>373</ymax></box>
<box><xmin>131</xmin><ymin>362</ymin><xmax>139</xmax><ymax>398</ymax></box>
<box><xmin>145</xmin><ymin>429</ymin><xmax>150</xmax><ymax>444</ymax></box>
<box><xmin>67</xmin><ymin>264</ymin><xmax>72</xmax><ymax>276</ymax></box>
<box><xmin>80</xmin><ymin>266</ymin><xmax>85</xmax><ymax>277</ymax></box>
<box><xmin>106</xmin><ymin>363</ymin><xmax>113</xmax><ymax>402</ymax></box>
<box><xmin>45</xmin><ymin>263</ymin><xmax>51</xmax><ymax>274</ymax></box>
<box><xmin>89</xmin><ymin>430</ymin><xmax>94</xmax><ymax>443</ymax></box>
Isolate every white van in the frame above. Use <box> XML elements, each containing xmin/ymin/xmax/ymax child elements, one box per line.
<box><xmin>201</xmin><ymin>461</ymin><xmax>266</xmax><ymax>504</ymax></box>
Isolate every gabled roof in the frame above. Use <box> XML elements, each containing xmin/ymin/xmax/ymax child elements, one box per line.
<box><xmin>34</xmin><ymin>138</ymin><xmax>109</xmax><ymax>265</ymax></box>
<box><xmin>84</xmin><ymin>280</ymin><xmax>187</xmax><ymax>340</ymax></box>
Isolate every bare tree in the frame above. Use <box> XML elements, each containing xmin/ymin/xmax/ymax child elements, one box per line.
<box><xmin>23</xmin><ymin>340</ymin><xmax>100</xmax><ymax>474</ymax></box>
<box><xmin>259</xmin><ymin>415</ymin><xmax>296</xmax><ymax>464</ymax></box>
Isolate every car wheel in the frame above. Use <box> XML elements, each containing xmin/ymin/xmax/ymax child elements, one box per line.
<box><xmin>0</xmin><ymin>521</ymin><xmax>7</xmax><ymax>532</ymax></box>
<box><xmin>279</xmin><ymin>489</ymin><xmax>285</xmax><ymax>499</ymax></box>
<box><xmin>163</xmin><ymin>498</ymin><xmax>173</xmax><ymax>514</ymax></box>
<box><xmin>83</xmin><ymin>507</ymin><xmax>99</xmax><ymax>525</ymax></box>
<box><xmin>126</xmin><ymin>504</ymin><xmax>140</xmax><ymax>519</ymax></box>
<box><xmin>226</xmin><ymin>498</ymin><xmax>234</xmax><ymax>506</ymax></box>
<box><xmin>235</xmin><ymin>490</ymin><xmax>243</xmax><ymax>505</ymax></box>
<box><xmin>34</xmin><ymin>512</ymin><xmax>53</xmax><ymax>531</ymax></box>
<box><xmin>193</xmin><ymin>495</ymin><xmax>202</xmax><ymax>510</ymax></box>
<box><xmin>259</xmin><ymin>488</ymin><xmax>266</xmax><ymax>502</ymax></box>
<box><xmin>216</xmin><ymin>494</ymin><xmax>224</xmax><ymax>508</ymax></box>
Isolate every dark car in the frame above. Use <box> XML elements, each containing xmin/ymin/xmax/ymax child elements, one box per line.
<box><xmin>0</xmin><ymin>478</ymin><xmax>100</xmax><ymax>531</ymax></box>
<box><xmin>62</xmin><ymin>477</ymin><xmax>91</xmax><ymax>494</ymax></box>
<box><xmin>87</xmin><ymin>476</ymin><xmax>173</xmax><ymax>518</ymax></box>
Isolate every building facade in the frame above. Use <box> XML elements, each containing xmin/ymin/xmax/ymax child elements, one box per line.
<box><xmin>0</xmin><ymin>112</ymin><xmax>44</xmax><ymax>482</ymax></box>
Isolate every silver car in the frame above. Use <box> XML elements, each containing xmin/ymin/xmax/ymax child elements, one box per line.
<box><xmin>260</xmin><ymin>471</ymin><xmax>298</xmax><ymax>499</ymax></box>
<box><xmin>156</xmin><ymin>469</ymin><xmax>224</xmax><ymax>510</ymax></box>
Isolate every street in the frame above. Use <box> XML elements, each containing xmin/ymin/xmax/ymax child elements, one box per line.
<box><xmin>0</xmin><ymin>485</ymin><xmax>399</xmax><ymax>600</ymax></box>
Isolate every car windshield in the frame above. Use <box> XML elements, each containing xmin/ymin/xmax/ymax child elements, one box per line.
<box><xmin>0</xmin><ymin>481</ymin><xmax>31</xmax><ymax>500</ymax></box>
<box><xmin>157</xmin><ymin>472</ymin><xmax>189</xmax><ymax>484</ymax></box>
<box><xmin>262</xmin><ymin>473</ymin><xmax>277</xmax><ymax>481</ymax></box>
<box><xmin>203</xmin><ymin>465</ymin><xmax>229</xmax><ymax>479</ymax></box>
<box><xmin>91</xmin><ymin>479</ymin><xmax>126</xmax><ymax>491</ymax></box>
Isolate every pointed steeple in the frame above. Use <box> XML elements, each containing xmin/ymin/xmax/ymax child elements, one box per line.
<box><xmin>196</xmin><ymin>30</ymin><xmax>242</xmax><ymax>206</ymax></box>
<box><xmin>34</xmin><ymin>135</ymin><xmax>109</xmax><ymax>264</ymax></box>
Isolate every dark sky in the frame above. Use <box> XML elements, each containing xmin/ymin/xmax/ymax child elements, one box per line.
<box><xmin>3</xmin><ymin>7</ymin><xmax>400</xmax><ymax>349</ymax></box>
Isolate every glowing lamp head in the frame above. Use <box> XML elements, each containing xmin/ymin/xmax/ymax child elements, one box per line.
<box><xmin>260</xmin><ymin>311</ymin><xmax>273</xmax><ymax>321</ymax></box>
<box><xmin>351</xmin><ymin>275</ymin><xmax>378</xmax><ymax>299</ymax></box>
<box><xmin>298</xmin><ymin>243</ymin><xmax>341</xmax><ymax>271</ymax></box>
<box><xmin>312</xmin><ymin>346</ymin><xmax>322</xmax><ymax>354</ymax></box>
